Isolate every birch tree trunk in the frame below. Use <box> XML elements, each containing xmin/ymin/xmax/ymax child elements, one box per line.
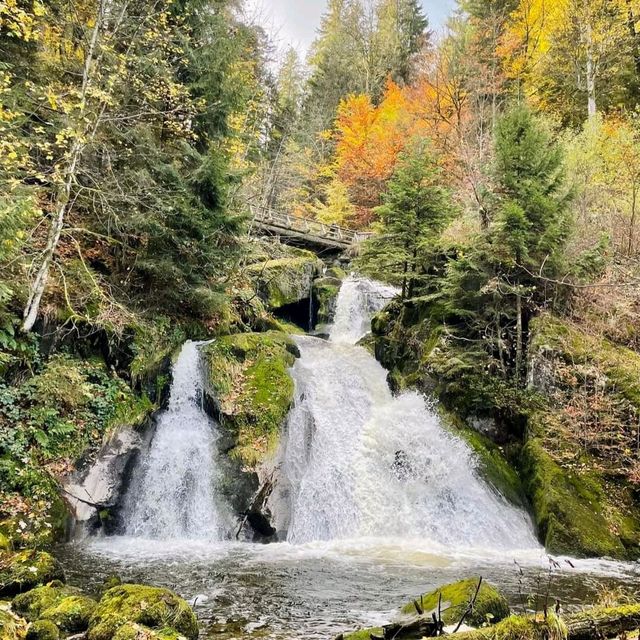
<box><xmin>22</xmin><ymin>0</ymin><xmax>105</xmax><ymax>332</ymax></box>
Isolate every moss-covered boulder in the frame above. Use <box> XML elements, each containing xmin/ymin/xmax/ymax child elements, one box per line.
<box><xmin>246</xmin><ymin>253</ymin><xmax>323</xmax><ymax>311</ymax></box>
<box><xmin>203</xmin><ymin>331</ymin><xmax>298</xmax><ymax>467</ymax></box>
<box><xmin>400</xmin><ymin>578</ymin><xmax>509</xmax><ymax>627</ymax></box>
<box><xmin>0</xmin><ymin>552</ymin><xmax>65</xmax><ymax>598</ymax></box>
<box><xmin>40</xmin><ymin>594</ymin><xmax>97</xmax><ymax>633</ymax></box>
<box><xmin>12</xmin><ymin>583</ymin><xmax>81</xmax><ymax>620</ymax></box>
<box><xmin>313</xmin><ymin>276</ymin><xmax>342</xmax><ymax>326</ymax></box>
<box><xmin>1</xmin><ymin>602</ymin><xmax>28</xmax><ymax>640</ymax></box>
<box><xmin>0</xmin><ymin>530</ymin><xmax>11</xmax><ymax>552</ymax></box>
<box><xmin>112</xmin><ymin>622</ymin><xmax>186</xmax><ymax>640</ymax></box>
<box><xmin>87</xmin><ymin>584</ymin><xmax>198</xmax><ymax>640</ymax></box>
<box><xmin>25</xmin><ymin>619</ymin><xmax>60</xmax><ymax>640</ymax></box>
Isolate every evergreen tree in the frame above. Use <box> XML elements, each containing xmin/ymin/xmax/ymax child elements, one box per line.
<box><xmin>356</xmin><ymin>141</ymin><xmax>456</xmax><ymax>298</ymax></box>
<box><xmin>443</xmin><ymin>105</ymin><xmax>571</xmax><ymax>383</ymax></box>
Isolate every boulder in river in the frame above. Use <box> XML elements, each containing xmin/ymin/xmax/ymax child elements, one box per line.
<box><xmin>87</xmin><ymin>584</ymin><xmax>198</xmax><ymax>640</ymax></box>
<box><xmin>25</xmin><ymin>619</ymin><xmax>60</xmax><ymax>640</ymax></box>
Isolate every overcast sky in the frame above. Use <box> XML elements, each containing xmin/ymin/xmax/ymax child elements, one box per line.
<box><xmin>245</xmin><ymin>1</ymin><xmax>458</xmax><ymax>58</ymax></box>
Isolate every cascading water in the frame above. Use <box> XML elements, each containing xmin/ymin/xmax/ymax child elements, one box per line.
<box><xmin>276</xmin><ymin>275</ymin><xmax>539</xmax><ymax>550</ymax></box>
<box><xmin>121</xmin><ymin>341</ymin><xmax>231</xmax><ymax>540</ymax></box>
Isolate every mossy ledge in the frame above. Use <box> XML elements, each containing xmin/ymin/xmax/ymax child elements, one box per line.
<box><xmin>203</xmin><ymin>331</ymin><xmax>299</xmax><ymax>467</ymax></box>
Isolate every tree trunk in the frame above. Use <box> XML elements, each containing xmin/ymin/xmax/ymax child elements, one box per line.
<box><xmin>22</xmin><ymin>0</ymin><xmax>105</xmax><ymax>332</ymax></box>
<box><xmin>626</xmin><ymin>0</ymin><xmax>640</xmax><ymax>79</ymax></box>
<box><xmin>628</xmin><ymin>184</ymin><xmax>637</xmax><ymax>256</ymax></box>
<box><xmin>515</xmin><ymin>289</ymin><xmax>523</xmax><ymax>385</ymax></box>
<box><xmin>585</xmin><ymin>20</ymin><xmax>597</xmax><ymax>118</ymax></box>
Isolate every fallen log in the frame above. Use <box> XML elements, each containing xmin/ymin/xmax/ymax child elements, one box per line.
<box><xmin>449</xmin><ymin>604</ymin><xmax>640</xmax><ymax>640</ymax></box>
<box><xmin>381</xmin><ymin>613</ymin><xmax>444</xmax><ymax>639</ymax></box>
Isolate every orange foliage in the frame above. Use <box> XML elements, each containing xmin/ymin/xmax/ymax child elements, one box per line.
<box><xmin>334</xmin><ymin>70</ymin><xmax>467</xmax><ymax>214</ymax></box>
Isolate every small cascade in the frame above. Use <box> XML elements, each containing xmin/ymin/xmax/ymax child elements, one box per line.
<box><xmin>276</xmin><ymin>276</ymin><xmax>539</xmax><ymax>550</ymax></box>
<box><xmin>121</xmin><ymin>341</ymin><xmax>231</xmax><ymax>540</ymax></box>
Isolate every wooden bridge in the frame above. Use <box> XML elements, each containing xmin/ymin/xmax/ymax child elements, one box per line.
<box><xmin>250</xmin><ymin>206</ymin><xmax>373</xmax><ymax>251</ymax></box>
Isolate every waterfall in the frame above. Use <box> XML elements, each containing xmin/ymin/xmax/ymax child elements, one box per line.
<box><xmin>121</xmin><ymin>341</ymin><xmax>231</xmax><ymax>540</ymax></box>
<box><xmin>276</xmin><ymin>276</ymin><xmax>539</xmax><ymax>550</ymax></box>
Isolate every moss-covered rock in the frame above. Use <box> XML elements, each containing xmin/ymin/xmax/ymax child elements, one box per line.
<box><xmin>246</xmin><ymin>253</ymin><xmax>323</xmax><ymax>310</ymax></box>
<box><xmin>87</xmin><ymin>584</ymin><xmax>198</xmax><ymax>640</ymax></box>
<box><xmin>203</xmin><ymin>331</ymin><xmax>298</xmax><ymax>467</ymax></box>
<box><xmin>40</xmin><ymin>594</ymin><xmax>97</xmax><ymax>633</ymax></box>
<box><xmin>400</xmin><ymin>578</ymin><xmax>509</xmax><ymax>627</ymax></box>
<box><xmin>112</xmin><ymin>622</ymin><xmax>186</xmax><ymax>640</ymax></box>
<box><xmin>525</xmin><ymin>314</ymin><xmax>640</xmax><ymax>559</ymax></box>
<box><xmin>0</xmin><ymin>552</ymin><xmax>65</xmax><ymax>598</ymax></box>
<box><xmin>0</xmin><ymin>531</ymin><xmax>11</xmax><ymax>552</ymax></box>
<box><xmin>521</xmin><ymin>437</ymin><xmax>627</xmax><ymax>558</ymax></box>
<box><xmin>313</xmin><ymin>276</ymin><xmax>342</xmax><ymax>326</ymax></box>
<box><xmin>25</xmin><ymin>619</ymin><xmax>60</xmax><ymax>640</ymax></box>
<box><xmin>1</xmin><ymin>602</ymin><xmax>28</xmax><ymax>640</ymax></box>
<box><xmin>12</xmin><ymin>584</ymin><xmax>81</xmax><ymax>621</ymax></box>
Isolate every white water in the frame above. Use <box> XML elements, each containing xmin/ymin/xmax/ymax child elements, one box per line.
<box><xmin>277</xmin><ymin>276</ymin><xmax>540</xmax><ymax>550</ymax></box>
<box><xmin>121</xmin><ymin>341</ymin><xmax>231</xmax><ymax>540</ymax></box>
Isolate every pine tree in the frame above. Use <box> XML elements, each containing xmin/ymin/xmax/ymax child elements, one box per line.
<box><xmin>356</xmin><ymin>141</ymin><xmax>456</xmax><ymax>297</ymax></box>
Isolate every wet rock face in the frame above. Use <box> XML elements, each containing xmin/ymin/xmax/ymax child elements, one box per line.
<box><xmin>63</xmin><ymin>424</ymin><xmax>145</xmax><ymax>538</ymax></box>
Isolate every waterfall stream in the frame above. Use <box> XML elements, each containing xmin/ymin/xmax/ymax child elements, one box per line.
<box><xmin>68</xmin><ymin>277</ymin><xmax>639</xmax><ymax>640</ymax></box>
<box><xmin>274</xmin><ymin>275</ymin><xmax>539</xmax><ymax>549</ymax></box>
<box><xmin>121</xmin><ymin>341</ymin><xmax>232</xmax><ymax>540</ymax></box>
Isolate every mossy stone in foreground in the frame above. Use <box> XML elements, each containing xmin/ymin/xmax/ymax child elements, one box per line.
<box><xmin>0</xmin><ymin>551</ymin><xmax>65</xmax><ymax>597</ymax></box>
<box><xmin>40</xmin><ymin>594</ymin><xmax>97</xmax><ymax>633</ymax></box>
<box><xmin>1</xmin><ymin>603</ymin><xmax>29</xmax><ymax>640</ymax></box>
<box><xmin>451</xmin><ymin>614</ymin><xmax>567</xmax><ymax>640</ymax></box>
<box><xmin>12</xmin><ymin>583</ymin><xmax>81</xmax><ymax>620</ymax></box>
<box><xmin>25</xmin><ymin>619</ymin><xmax>60</xmax><ymax>640</ymax></box>
<box><xmin>87</xmin><ymin>584</ymin><xmax>198</xmax><ymax>640</ymax></box>
<box><xmin>112</xmin><ymin>622</ymin><xmax>186</xmax><ymax>639</ymax></box>
<box><xmin>401</xmin><ymin>578</ymin><xmax>509</xmax><ymax>627</ymax></box>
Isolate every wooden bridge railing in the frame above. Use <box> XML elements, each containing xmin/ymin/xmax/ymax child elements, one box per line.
<box><xmin>251</xmin><ymin>206</ymin><xmax>374</xmax><ymax>248</ymax></box>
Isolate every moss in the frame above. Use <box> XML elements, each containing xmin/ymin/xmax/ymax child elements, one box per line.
<box><xmin>87</xmin><ymin>584</ymin><xmax>198</xmax><ymax>640</ymax></box>
<box><xmin>25</xmin><ymin>619</ymin><xmax>60</xmax><ymax>640</ymax></box>
<box><xmin>12</xmin><ymin>584</ymin><xmax>81</xmax><ymax>621</ymax></box>
<box><xmin>0</xmin><ymin>531</ymin><xmax>11</xmax><ymax>552</ymax></box>
<box><xmin>40</xmin><ymin>594</ymin><xmax>97</xmax><ymax>633</ymax></box>
<box><xmin>204</xmin><ymin>332</ymin><xmax>297</xmax><ymax>466</ymax></box>
<box><xmin>1</xmin><ymin>602</ymin><xmax>28</xmax><ymax>640</ymax></box>
<box><xmin>313</xmin><ymin>277</ymin><xmax>342</xmax><ymax>325</ymax></box>
<box><xmin>343</xmin><ymin>627</ymin><xmax>384</xmax><ymax>640</ymax></box>
<box><xmin>0</xmin><ymin>551</ymin><xmax>65</xmax><ymax>598</ymax></box>
<box><xmin>112</xmin><ymin>622</ymin><xmax>185</xmax><ymax>640</ymax></box>
<box><xmin>521</xmin><ymin>436</ymin><xmax>625</xmax><ymax>558</ymax></box>
<box><xmin>326</xmin><ymin>265</ymin><xmax>347</xmax><ymax>280</ymax></box>
<box><xmin>400</xmin><ymin>578</ymin><xmax>509</xmax><ymax>627</ymax></box>
<box><xmin>246</xmin><ymin>255</ymin><xmax>323</xmax><ymax>310</ymax></box>
<box><xmin>452</xmin><ymin>614</ymin><xmax>567</xmax><ymax>640</ymax></box>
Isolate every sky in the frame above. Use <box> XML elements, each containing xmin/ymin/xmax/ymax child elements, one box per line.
<box><xmin>244</xmin><ymin>0</ymin><xmax>458</xmax><ymax>58</ymax></box>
